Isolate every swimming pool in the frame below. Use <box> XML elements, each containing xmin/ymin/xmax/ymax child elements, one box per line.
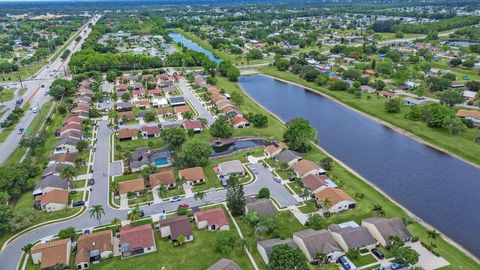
<box><xmin>153</xmin><ymin>157</ymin><xmax>169</xmax><ymax>166</ymax></box>
<box><xmin>150</xmin><ymin>150</ymin><xmax>172</xmax><ymax>167</ymax></box>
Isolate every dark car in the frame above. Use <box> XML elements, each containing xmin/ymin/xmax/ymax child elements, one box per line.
<box><xmin>371</xmin><ymin>248</ymin><xmax>384</xmax><ymax>259</ymax></box>
<box><xmin>88</xmin><ymin>178</ymin><xmax>95</xmax><ymax>185</ymax></box>
<box><xmin>390</xmin><ymin>263</ymin><xmax>406</xmax><ymax>270</ymax></box>
<box><xmin>72</xmin><ymin>201</ymin><xmax>85</xmax><ymax>207</ymax></box>
<box><xmin>337</xmin><ymin>256</ymin><xmax>351</xmax><ymax>270</ymax></box>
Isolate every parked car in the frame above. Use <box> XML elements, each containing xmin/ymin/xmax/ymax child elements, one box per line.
<box><xmin>273</xmin><ymin>176</ymin><xmax>281</xmax><ymax>183</ymax></box>
<box><xmin>83</xmin><ymin>229</ymin><xmax>91</xmax><ymax>234</ymax></box>
<box><xmin>179</xmin><ymin>203</ymin><xmax>189</xmax><ymax>208</ymax></box>
<box><xmin>17</xmin><ymin>128</ymin><xmax>24</xmax><ymax>135</ymax></box>
<box><xmin>72</xmin><ymin>201</ymin><xmax>85</xmax><ymax>207</ymax></box>
<box><xmin>170</xmin><ymin>196</ymin><xmax>181</xmax><ymax>202</ymax></box>
<box><xmin>127</xmin><ymin>209</ymin><xmax>145</xmax><ymax>217</ymax></box>
<box><xmin>337</xmin><ymin>256</ymin><xmax>351</xmax><ymax>270</ymax></box>
<box><xmin>16</xmin><ymin>97</ymin><xmax>23</xmax><ymax>105</ymax></box>
<box><xmin>32</xmin><ymin>107</ymin><xmax>38</xmax><ymax>113</ymax></box>
<box><xmin>88</xmin><ymin>178</ymin><xmax>95</xmax><ymax>185</ymax></box>
<box><xmin>371</xmin><ymin>248</ymin><xmax>384</xmax><ymax>259</ymax></box>
<box><xmin>390</xmin><ymin>263</ymin><xmax>406</xmax><ymax>270</ymax></box>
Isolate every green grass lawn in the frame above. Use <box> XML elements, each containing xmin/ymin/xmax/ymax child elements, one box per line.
<box><xmin>257</xmin><ymin>66</ymin><xmax>480</xmax><ymax>166</ymax></box>
<box><xmin>159</xmin><ymin>186</ymin><xmax>185</xmax><ymax>199</ymax></box>
<box><xmin>73</xmin><ymin>180</ymin><xmax>86</xmax><ymax>189</ymax></box>
<box><xmin>298</xmin><ymin>200</ymin><xmax>317</xmax><ymax>214</ymax></box>
<box><xmin>88</xmin><ymin>225</ymin><xmax>254</xmax><ymax>270</ymax></box>
<box><xmin>70</xmin><ymin>190</ymin><xmax>85</xmax><ymax>203</ymax></box>
<box><xmin>351</xmin><ymin>253</ymin><xmax>377</xmax><ymax>267</ymax></box>
<box><xmin>0</xmin><ymin>88</ymin><xmax>15</xmax><ymax>101</ymax></box>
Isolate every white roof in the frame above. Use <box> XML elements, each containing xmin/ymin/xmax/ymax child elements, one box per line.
<box><xmin>463</xmin><ymin>91</ymin><xmax>477</xmax><ymax>98</ymax></box>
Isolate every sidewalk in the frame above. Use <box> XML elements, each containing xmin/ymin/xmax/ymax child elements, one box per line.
<box><xmin>288</xmin><ymin>205</ymin><xmax>309</xmax><ymax>225</ymax></box>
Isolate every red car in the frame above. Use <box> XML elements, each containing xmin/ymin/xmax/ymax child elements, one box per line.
<box><xmin>179</xmin><ymin>204</ymin><xmax>189</xmax><ymax>208</ymax></box>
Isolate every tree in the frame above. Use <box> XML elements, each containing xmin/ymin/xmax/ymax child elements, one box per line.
<box><xmin>443</xmin><ymin>116</ymin><xmax>465</xmax><ymax>135</ymax></box>
<box><xmin>422</xmin><ymin>103</ymin><xmax>455</xmax><ymax>128</ymax></box>
<box><xmin>244</xmin><ymin>210</ymin><xmax>260</xmax><ymax>228</ymax></box>
<box><xmin>143</xmin><ymin>111</ymin><xmax>157</xmax><ymax>122</ymax></box>
<box><xmin>466</xmin><ymin>81</ymin><xmax>480</xmax><ymax>92</ymax></box>
<box><xmin>230</xmin><ymin>91</ymin><xmax>244</xmax><ymax>106</ymax></box>
<box><xmin>60</xmin><ymin>165</ymin><xmax>79</xmax><ymax>188</ymax></box>
<box><xmin>275</xmin><ymin>58</ymin><xmax>290</xmax><ymax>71</ymax></box>
<box><xmin>319</xmin><ymin>198</ymin><xmax>332</xmax><ymax>215</ymax></box>
<box><xmin>157</xmin><ymin>185</ymin><xmax>168</xmax><ymax>198</ymax></box>
<box><xmin>427</xmin><ymin>77</ymin><xmax>451</xmax><ymax>92</ymax></box>
<box><xmin>177</xmin><ymin>205</ymin><xmax>188</xmax><ymax>216</ymax></box>
<box><xmin>393</xmin><ymin>247</ymin><xmax>420</xmax><ymax>265</ymax></box>
<box><xmin>385</xmin><ymin>98</ymin><xmax>402</xmax><ymax>113</ymax></box>
<box><xmin>0</xmin><ymin>204</ymin><xmax>13</xmax><ymax>231</ymax></box>
<box><xmin>257</xmin><ymin>188</ymin><xmax>270</xmax><ymax>199</ymax></box>
<box><xmin>210</xmin><ymin>115</ymin><xmax>233</xmax><ymax>138</ymax></box>
<box><xmin>89</xmin><ymin>205</ymin><xmax>105</xmax><ymax>225</ymax></box>
<box><xmin>449</xmin><ymin>58</ymin><xmax>462</xmax><ymax>67</ymax></box>
<box><xmin>342</xmin><ymin>68</ymin><xmax>362</xmax><ymax>81</ymax></box>
<box><xmin>372</xmin><ymin>204</ymin><xmax>385</xmax><ymax>217</ymax></box>
<box><xmin>329</xmin><ymin>80</ymin><xmax>349</xmax><ymax>91</ymax></box>
<box><xmin>245</xmin><ymin>113</ymin><xmax>268</xmax><ymax>128</ymax></box>
<box><xmin>216</xmin><ymin>230</ymin><xmax>237</xmax><ymax>254</ymax></box>
<box><xmin>427</xmin><ymin>229</ymin><xmax>441</xmax><ymax>246</ymax></box>
<box><xmin>22</xmin><ymin>243</ymin><xmax>34</xmax><ymax>255</ymax></box>
<box><xmin>226</xmin><ymin>175</ymin><xmax>246</xmax><ymax>216</ymax></box>
<box><xmin>58</xmin><ymin>226</ymin><xmax>77</xmax><ymax>241</ymax></box>
<box><xmin>160</xmin><ymin>127</ymin><xmax>186</xmax><ymax>149</ymax></box>
<box><xmin>76</xmin><ymin>140</ymin><xmax>89</xmax><ymax>152</ymax></box>
<box><xmin>128</xmin><ymin>204</ymin><xmax>142</xmax><ymax>222</ymax></box>
<box><xmin>246</xmin><ymin>49</ymin><xmax>263</xmax><ymax>60</ymax></box>
<box><xmin>193</xmin><ymin>190</ymin><xmax>206</xmax><ymax>202</ymax></box>
<box><xmin>320</xmin><ymin>157</ymin><xmax>333</xmax><ymax>171</ymax></box>
<box><xmin>305</xmin><ymin>213</ymin><xmax>323</xmax><ymax>230</ymax></box>
<box><xmin>177</xmin><ymin>140</ymin><xmax>212</xmax><ymax>168</ymax></box>
<box><xmin>121</xmin><ymin>92</ymin><xmax>131</xmax><ymax>102</ymax></box>
<box><xmin>438</xmin><ymin>90</ymin><xmax>464</xmax><ymax>107</ymax></box>
<box><xmin>226</xmin><ymin>67</ymin><xmax>240</xmax><ymax>82</ymax></box>
<box><xmin>176</xmin><ymin>234</ymin><xmax>186</xmax><ymax>246</ymax></box>
<box><xmin>347</xmin><ymin>248</ymin><xmax>361</xmax><ymax>260</ymax></box>
<box><xmin>48</xmin><ymin>79</ymin><xmax>75</xmax><ymax>100</ymax></box>
<box><xmin>315</xmin><ymin>252</ymin><xmax>327</xmax><ymax>266</ymax></box>
<box><xmin>283</xmin><ymin>118</ymin><xmax>317</xmax><ymax>153</ymax></box>
<box><xmin>267</xmin><ymin>244</ymin><xmax>309</xmax><ymax>270</ymax></box>
<box><xmin>376</xmin><ymin>59</ymin><xmax>394</xmax><ymax>74</ymax></box>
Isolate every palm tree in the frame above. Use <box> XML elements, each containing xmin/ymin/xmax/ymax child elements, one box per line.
<box><xmin>371</xmin><ymin>204</ymin><xmax>385</xmax><ymax>217</ymax></box>
<box><xmin>157</xmin><ymin>185</ymin><xmax>168</xmax><ymax>198</ymax></box>
<box><xmin>60</xmin><ymin>165</ymin><xmax>79</xmax><ymax>188</ymax></box>
<box><xmin>194</xmin><ymin>190</ymin><xmax>206</xmax><ymax>203</ymax></box>
<box><xmin>22</xmin><ymin>243</ymin><xmax>33</xmax><ymax>255</ymax></box>
<box><xmin>319</xmin><ymin>198</ymin><xmax>332</xmax><ymax>215</ymax></box>
<box><xmin>74</xmin><ymin>156</ymin><xmax>87</xmax><ymax>171</ymax></box>
<box><xmin>427</xmin><ymin>229</ymin><xmax>441</xmax><ymax>246</ymax></box>
<box><xmin>89</xmin><ymin>205</ymin><xmax>105</xmax><ymax>225</ymax></box>
<box><xmin>315</xmin><ymin>252</ymin><xmax>326</xmax><ymax>266</ymax></box>
<box><xmin>176</xmin><ymin>177</ymin><xmax>186</xmax><ymax>187</ymax></box>
<box><xmin>129</xmin><ymin>204</ymin><xmax>142</xmax><ymax>222</ymax></box>
<box><xmin>111</xmin><ymin>180</ymin><xmax>119</xmax><ymax>195</ymax></box>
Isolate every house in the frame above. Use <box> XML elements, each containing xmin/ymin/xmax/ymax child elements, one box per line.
<box><xmin>34</xmin><ymin>189</ymin><xmax>69</xmax><ymax>212</ymax></box>
<box><xmin>293</xmin><ymin>229</ymin><xmax>343</xmax><ymax>263</ymax></box>
<box><xmin>292</xmin><ymin>159</ymin><xmax>325</xmax><ymax>178</ymax></box>
<box><xmin>245</xmin><ymin>198</ymin><xmax>277</xmax><ymax>217</ymax></box>
<box><xmin>76</xmin><ymin>231</ymin><xmax>113</xmax><ymax>269</ymax></box>
<box><xmin>78</xmin><ymin>88</ymin><xmax>94</xmax><ymax>97</ymax></box>
<box><xmin>118</xmin><ymin>128</ymin><xmax>139</xmax><ymax>141</ymax></box>
<box><xmin>362</xmin><ymin>217</ymin><xmax>412</xmax><ymax>247</ymax></box>
<box><xmin>404</xmin><ymin>97</ymin><xmax>427</xmax><ymax>106</ymax></box>
<box><xmin>315</xmin><ymin>188</ymin><xmax>356</xmax><ymax>213</ymax></box>
<box><xmin>31</xmin><ymin>239</ymin><xmax>71</xmax><ymax>269</ymax></box>
<box><xmin>129</xmin><ymin>147</ymin><xmax>151</xmax><ymax>172</ymax></box>
<box><xmin>116</xmin><ymin>102</ymin><xmax>133</xmax><ymax>112</ymax></box>
<box><xmin>149</xmin><ymin>170</ymin><xmax>176</xmax><ymax>189</ymax></box>
<box><xmin>168</xmin><ymin>96</ymin><xmax>186</xmax><ymax>106</ymax></box>
<box><xmin>217</xmin><ymin>160</ymin><xmax>245</xmax><ymax>177</ymax></box>
<box><xmin>231</xmin><ymin>115</ymin><xmax>250</xmax><ymax>128</ymax></box>
<box><xmin>301</xmin><ymin>174</ymin><xmax>333</xmax><ymax>194</ymax></box>
<box><xmin>33</xmin><ymin>175</ymin><xmax>69</xmax><ymax>196</ymax></box>
<box><xmin>151</xmin><ymin>97</ymin><xmax>169</xmax><ymax>108</ymax></box>
<box><xmin>116</xmin><ymin>83</ymin><xmax>129</xmax><ymax>91</ymax></box>
<box><xmin>159</xmin><ymin>80</ymin><xmax>174</xmax><ymax>88</ymax></box>
<box><xmin>63</xmin><ymin>116</ymin><xmax>82</xmax><ymax>126</ymax></box>
<box><xmin>360</xmin><ymin>85</ymin><xmax>376</xmax><ymax>93</ymax></box>
<box><xmin>119</xmin><ymin>178</ymin><xmax>145</xmax><ymax>198</ymax></box>
<box><xmin>207</xmin><ymin>258</ymin><xmax>241</xmax><ymax>270</ymax></box>
<box><xmin>134</xmin><ymin>100</ymin><xmax>151</xmax><ymax>109</ymax></box>
<box><xmin>71</xmin><ymin>104</ymin><xmax>90</xmax><ymax>114</ymax></box>
<box><xmin>462</xmin><ymin>90</ymin><xmax>478</xmax><ymax>101</ymax></box>
<box><xmin>194</xmin><ymin>208</ymin><xmax>230</xmax><ymax>231</ymax></box>
<box><xmin>221</xmin><ymin>106</ymin><xmax>240</xmax><ymax>117</ymax></box>
<box><xmin>378</xmin><ymin>91</ymin><xmax>396</xmax><ymax>99</ymax></box>
<box><xmin>119</xmin><ymin>224</ymin><xmax>156</xmax><ymax>257</ymax></box>
<box><xmin>174</xmin><ymin>105</ymin><xmax>190</xmax><ymax>115</ymax></box>
<box><xmin>156</xmin><ymin>107</ymin><xmax>175</xmax><ymax>118</ymax></box>
<box><xmin>183</xmin><ymin>120</ymin><xmax>203</xmax><ymax>132</ymax></box>
<box><xmin>148</xmin><ymin>88</ymin><xmax>163</xmax><ymax>96</ymax></box>
<box><xmin>257</xmin><ymin>238</ymin><xmax>296</xmax><ymax>264</ymax></box>
<box><xmin>363</xmin><ymin>69</ymin><xmax>377</xmax><ymax>77</ymax></box>
<box><xmin>179</xmin><ymin>167</ymin><xmax>205</xmax><ymax>185</ymax></box>
<box><xmin>49</xmin><ymin>153</ymin><xmax>77</xmax><ymax>166</ymax></box>
<box><xmin>404</xmin><ymin>81</ymin><xmax>419</xmax><ymax>90</ymax></box>
<box><xmin>132</xmin><ymin>89</ymin><xmax>145</xmax><ymax>98</ymax></box>
<box><xmin>328</xmin><ymin>222</ymin><xmax>377</xmax><ymax>252</ymax></box>
<box><xmin>42</xmin><ymin>163</ymin><xmax>70</xmax><ymax>179</ymax></box>
<box><xmin>53</xmin><ymin>136</ymin><xmax>79</xmax><ymax>154</ymax></box>
<box><xmin>118</xmin><ymin>111</ymin><xmax>135</xmax><ymax>122</ymax></box>
<box><xmin>159</xmin><ymin>215</ymin><xmax>194</xmax><ymax>242</ymax></box>
<box><xmin>140</xmin><ymin>125</ymin><xmax>161</xmax><ymax>138</ymax></box>
<box><xmin>72</xmin><ymin>111</ymin><xmax>89</xmax><ymax>119</ymax></box>
<box><xmin>264</xmin><ymin>141</ymin><xmax>287</xmax><ymax>158</ymax></box>
<box><xmin>132</xmin><ymin>82</ymin><xmax>144</xmax><ymax>90</ymax></box>
<box><xmin>60</xmin><ymin>123</ymin><xmax>82</xmax><ymax>136</ymax></box>
<box><xmin>456</xmin><ymin>109</ymin><xmax>480</xmax><ymax>126</ymax></box>
<box><xmin>275</xmin><ymin>150</ymin><xmax>302</xmax><ymax>166</ymax></box>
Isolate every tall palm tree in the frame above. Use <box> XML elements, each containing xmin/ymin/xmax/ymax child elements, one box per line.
<box><xmin>157</xmin><ymin>185</ymin><xmax>168</xmax><ymax>198</ymax></box>
<box><xmin>371</xmin><ymin>204</ymin><xmax>385</xmax><ymax>217</ymax></box>
<box><xmin>129</xmin><ymin>204</ymin><xmax>142</xmax><ymax>222</ymax></box>
<box><xmin>320</xmin><ymin>198</ymin><xmax>332</xmax><ymax>215</ymax></box>
<box><xmin>427</xmin><ymin>229</ymin><xmax>441</xmax><ymax>246</ymax></box>
<box><xmin>60</xmin><ymin>165</ymin><xmax>79</xmax><ymax>188</ymax></box>
<box><xmin>22</xmin><ymin>243</ymin><xmax>34</xmax><ymax>255</ymax></box>
<box><xmin>194</xmin><ymin>190</ymin><xmax>206</xmax><ymax>203</ymax></box>
<box><xmin>89</xmin><ymin>205</ymin><xmax>105</xmax><ymax>225</ymax></box>
<box><xmin>111</xmin><ymin>180</ymin><xmax>119</xmax><ymax>195</ymax></box>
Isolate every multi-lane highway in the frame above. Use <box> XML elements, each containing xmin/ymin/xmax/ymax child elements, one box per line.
<box><xmin>0</xmin><ymin>15</ymin><xmax>100</xmax><ymax>165</ymax></box>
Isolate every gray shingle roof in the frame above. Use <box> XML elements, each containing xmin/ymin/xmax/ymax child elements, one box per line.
<box><xmin>329</xmin><ymin>224</ymin><xmax>376</xmax><ymax>249</ymax></box>
<box><xmin>207</xmin><ymin>258</ymin><xmax>241</xmax><ymax>270</ymax></box>
<box><xmin>246</xmin><ymin>199</ymin><xmax>277</xmax><ymax>217</ymax></box>
<box><xmin>294</xmin><ymin>229</ymin><xmax>341</xmax><ymax>256</ymax></box>
<box><xmin>257</xmin><ymin>238</ymin><xmax>296</xmax><ymax>259</ymax></box>
<box><xmin>276</xmin><ymin>150</ymin><xmax>302</xmax><ymax>164</ymax></box>
<box><xmin>35</xmin><ymin>175</ymin><xmax>68</xmax><ymax>191</ymax></box>
<box><xmin>363</xmin><ymin>217</ymin><xmax>411</xmax><ymax>241</ymax></box>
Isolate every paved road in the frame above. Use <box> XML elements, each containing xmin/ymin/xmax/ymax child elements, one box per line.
<box><xmin>0</xmin><ymin>15</ymin><xmax>100</xmax><ymax>165</ymax></box>
<box><xmin>0</xmin><ymin>120</ymin><xmax>298</xmax><ymax>269</ymax></box>
<box><xmin>176</xmin><ymin>77</ymin><xmax>215</xmax><ymax>126</ymax></box>
<box><xmin>394</xmin><ymin>90</ymin><xmax>479</xmax><ymax>110</ymax></box>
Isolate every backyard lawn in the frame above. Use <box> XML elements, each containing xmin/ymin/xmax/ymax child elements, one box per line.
<box><xmin>351</xmin><ymin>253</ymin><xmax>377</xmax><ymax>267</ymax></box>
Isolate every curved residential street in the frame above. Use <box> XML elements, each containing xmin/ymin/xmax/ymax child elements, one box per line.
<box><xmin>0</xmin><ymin>120</ymin><xmax>299</xmax><ymax>270</ymax></box>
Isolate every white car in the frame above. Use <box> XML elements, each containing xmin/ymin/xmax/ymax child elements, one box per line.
<box><xmin>169</xmin><ymin>196</ymin><xmax>181</xmax><ymax>202</ymax></box>
<box><xmin>32</xmin><ymin>107</ymin><xmax>38</xmax><ymax>113</ymax></box>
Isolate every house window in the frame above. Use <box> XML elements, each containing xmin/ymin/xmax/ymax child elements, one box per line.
<box><xmin>84</xmin><ymin>263</ymin><xmax>88</xmax><ymax>268</ymax></box>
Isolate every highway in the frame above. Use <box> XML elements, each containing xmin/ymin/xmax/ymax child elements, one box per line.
<box><xmin>0</xmin><ymin>15</ymin><xmax>100</xmax><ymax>165</ymax></box>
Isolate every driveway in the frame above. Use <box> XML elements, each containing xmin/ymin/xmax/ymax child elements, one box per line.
<box><xmin>175</xmin><ymin>77</ymin><xmax>215</xmax><ymax>126</ymax></box>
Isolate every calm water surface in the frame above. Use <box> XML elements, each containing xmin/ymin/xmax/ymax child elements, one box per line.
<box><xmin>239</xmin><ymin>75</ymin><xmax>480</xmax><ymax>257</ymax></box>
<box><xmin>169</xmin><ymin>32</ymin><xmax>222</xmax><ymax>64</ymax></box>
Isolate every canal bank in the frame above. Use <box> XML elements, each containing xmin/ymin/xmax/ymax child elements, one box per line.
<box><xmin>238</xmin><ymin>75</ymin><xmax>480</xmax><ymax>265</ymax></box>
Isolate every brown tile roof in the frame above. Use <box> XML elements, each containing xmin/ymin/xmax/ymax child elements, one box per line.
<box><xmin>231</xmin><ymin>116</ymin><xmax>249</xmax><ymax>126</ymax></box>
<box><xmin>76</xmin><ymin>231</ymin><xmax>113</xmax><ymax>265</ymax></box>
<box><xmin>159</xmin><ymin>215</ymin><xmax>193</xmax><ymax>240</ymax></box>
<box><xmin>148</xmin><ymin>88</ymin><xmax>163</xmax><ymax>95</ymax></box>
<box><xmin>156</xmin><ymin>107</ymin><xmax>174</xmax><ymax>115</ymax></box>
<box><xmin>183</xmin><ymin>120</ymin><xmax>203</xmax><ymax>130</ymax></box>
<box><xmin>35</xmin><ymin>189</ymin><xmax>69</xmax><ymax>205</ymax></box>
<box><xmin>132</xmin><ymin>89</ymin><xmax>145</xmax><ymax>96</ymax></box>
<box><xmin>301</xmin><ymin>175</ymin><xmax>328</xmax><ymax>192</ymax></box>
<box><xmin>50</xmin><ymin>153</ymin><xmax>78</xmax><ymax>164</ymax></box>
<box><xmin>264</xmin><ymin>142</ymin><xmax>287</xmax><ymax>155</ymax></box>
<box><xmin>456</xmin><ymin>109</ymin><xmax>480</xmax><ymax>119</ymax></box>
<box><xmin>32</xmin><ymin>239</ymin><xmax>70</xmax><ymax>269</ymax></box>
<box><xmin>60</xmin><ymin>123</ymin><xmax>82</xmax><ymax>133</ymax></box>
<box><xmin>117</xmin><ymin>84</ymin><xmax>128</xmax><ymax>91</ymax></box>
<box><xmin>119</xmin><ymin>224</ymin><xmax>155</xmax><ymax>249</ymax></box>
<box><xmin>174</xmin><ymin>105</ymin><xmax>190</xmax><ymax>114</ymax></box>
<box><xmin>315</xmin><ymin>188</ymin><xmax>354</xmax><ymax>205</ymax></box>
<box><xmin>118</xmin><ymin>111</ymin><xmax>135</xmax><ymax>120</ymax></box>
<box><xmin>118</xmin><ymin>128</ymin><xmax>139</xmax><ymax>139</ymax></box>
<box><xmin>149</xmin><ymin>170</ymin><xmax>175</xmax><ymax>187</ymax></box>
<box><xmin>179</xmin><ymin>167</ymin><xmax>205</xmax><ymax>182</ymax></box>
<box><xmin>194</xmin><ymin>208</ymin><xmax>229</xmax><ymax>227</ymax></box>
<box><xmin>72</xmin><ymin>104</ymin><xmax>90</xmax><ymax>112</ymax></box>
<box><xmin>135</xmin><ymin>100</ymin><xmax>150</xmax><ymax>106</ymax></box>
<box><xmin>292</xmin><ymin>159</ymin><xmax>321</xmax><ymax>177</ymax></box>
<box><xmin>63</xmin><ymin>116</ymin><xmax>82</xmax><ymax>126</ymax></box>
<box><xmin>140</xmin><ymin>125</ymin><xmax>160</xmax><ymax>135</ymax></box>
<box><xmin>119</xmin><ymin>178</ymin><xmax>145</xmax><ymax>194</ymax></box>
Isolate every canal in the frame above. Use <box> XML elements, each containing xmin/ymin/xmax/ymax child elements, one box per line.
<box><xmin>239</xmin><ymin>75</ymin><xmax>480</xmax><ymax>257</ymax></box>
<box><xmin>169</xmin><ymin>32</ymin><xmax>222</xmax><ymax>64</ymax></box>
